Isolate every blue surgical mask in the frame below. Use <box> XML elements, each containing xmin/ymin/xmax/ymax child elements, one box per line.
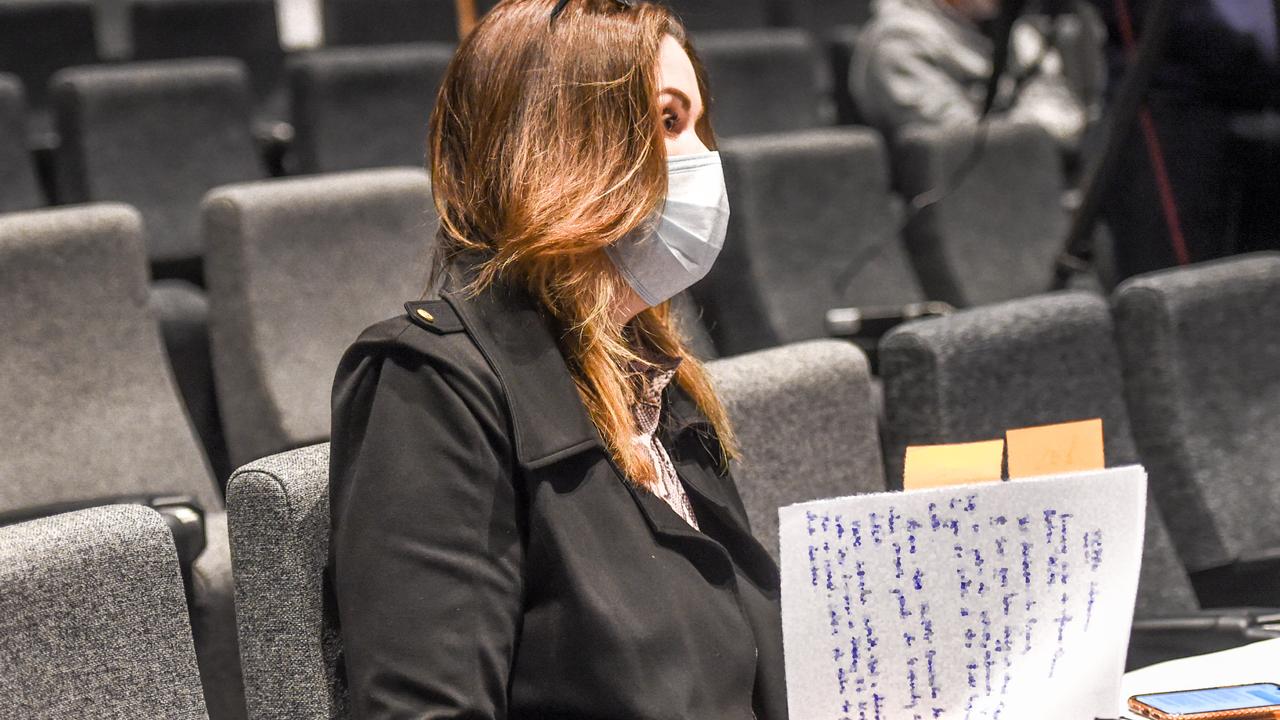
<box><xmin>606</xmin><ymin>151</ymin><xmax>730</xmax><ymax>307</ymax></box>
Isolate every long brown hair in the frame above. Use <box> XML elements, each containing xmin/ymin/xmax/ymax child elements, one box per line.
<box><xmin>428</xmin><ymin>0</ymin><xmax>736</xmax><ymax>486</ymax></box>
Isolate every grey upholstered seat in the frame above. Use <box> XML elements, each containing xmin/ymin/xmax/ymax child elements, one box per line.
<box><xmin>0</xmin><ymin>205</ymin><xmax>220</xmax><ymax>512</ymax></box>
<box><xmin>322</xmin><ymin>0</ymin><xmax>464</xmax><ymax>45</ymax></box>
<box><xmin>203</xmin><ymin>168</ymin><xmax>437</xmax><ymax>468</ymax></box>
<box><xmin>879</xmin><ymin>291</ymin><xmax>1204</xmax><ymax>621</ymax></box>
<box><xmin>0</xmin><ymin>74</ymin><xmax>44</xmax><ymax>213</ymax></box>
<box><xmin>0</xmin><ymin>506</ymin><xmax>209</xmax><ymax>719</ymax></box>
<box><xmin>51</xmin><ymin>58</ymin><xmax>264</xmax><ymax>280</ymax></box>
<box><xmin>289</xmin><ymin>43</ymin><xmax>454</xmax><ymax>174</ymax></box>
<box><xmin>0</xmin><ymin>204</ymin><xmax>243</xmax><ymax>720</ymax></box>
<box><xmin>227</xmin><ymin>443</ymin><xmax>343</xmax><ymax>720</ymax></box>
<box><xmin>665</xmin><ymin>0</ymin><xmax>772</xmax><ymax>30</ymax></box>
<box><xmin>892</xmin><ymin>120</ymin><xmax>1067</xmax><ymax>307</ymax></box>
<box><xmin>708</xmin><ymin>339</ymin><xmax>884</xmax><ymax>561</ymax></box>
<box><xmin>130</xmin><ymin>0</ymin><xmax>287</xmax><ymax>120</ymax></box>
<box><xmin>1113</xmin><ymin>253</ymin><xmax>1280</xmax><ymax>576</ymax></box>
<box><xmin>696</xmin><ymin>127</ymin><xmax>924</xmax><ymax>356</ymax></box>
<box><xmin>691</xmin><ymin>29</ymin><xmax>829</xmax><ymax>137</ymax></box>
<box><xmin>0</xmin><ymin>0</ymin><xmax>97</xmax><ymax>129</ymax></box>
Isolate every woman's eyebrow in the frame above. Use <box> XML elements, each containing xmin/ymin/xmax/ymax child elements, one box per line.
<box><xmin>659</xmin><ymin>87</ymin><xmax>705</xmax><ymax>120</ymax></box>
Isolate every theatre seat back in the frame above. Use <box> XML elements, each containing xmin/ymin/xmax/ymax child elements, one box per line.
<box><xmin>227</xmin><ymin>443</ymin><xmax>343</xmax><ymax>720</ymax></box>
<box><xmin>0</xmin><ymin>506</ymin><xmax>209</xmax><ymax>718</ymax></box>
<box><xmin>1114</xmin><ymin>252</ymin><xmax>1280</xmax><ymax>572</ymax></box>
<box><xmin>203</xmin><ymin>168</ymin><xmax>436</xmax><ymax>467</ymax></box>
<box><xmin>893</xmin><ymin>121</ymin><xmax>1067</xmax><ymax>307</ymax></box>
<box><xmin>880</xmin><ymin>291</ymin><xmax>1201</xmax><ymax>617</ymax></box>
<box><xmin>710</xmin><ymin>339</ymin><xmax>885</xmax><ymax>561</ymax></box>
<box><xmin>0</xmin><ymin>204</ymin><xmax>220</xmax><ymax>513</ymax></box>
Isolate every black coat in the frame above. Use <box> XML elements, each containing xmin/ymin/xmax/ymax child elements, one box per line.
<box><xmin>328</xmin><ymin>280</ymin><xmax>788</xmax><ymax>720</ymax></box>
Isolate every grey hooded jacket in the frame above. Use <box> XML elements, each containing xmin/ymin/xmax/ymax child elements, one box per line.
<box><xmin>852</xmin><ymin>0</ymin><xmax>1095</xmax><ymax>149</ymax></box>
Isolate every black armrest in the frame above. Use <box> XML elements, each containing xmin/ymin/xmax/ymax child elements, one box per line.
<box><xmin>150</xmin><ymin>496</ymin><xmax>207</xmax><ymax>567</ymax></box>
<box><xmin>1191</xmin><ymin>549</ymin><xmax>1280</xmax><ymax>608</ymax></box>
<box><xmin>826</xmin><ymin>301</ymin><xmax>955</xmax><ymax>341</ymax></box>
<box><xmin>1253</xmin><ymin>612</ymin><xmax>1280</xmax><ymax>626</ymax></box>
<box><xmin>1131</xmin><ymin>614</ymin><xmax>1251</xmax><ymax>635</ymax></box>
<box><xmin>1127</xmin><ymin>612</ymin><xmax>1269</xmax><ymax>671</ymax></box>
<box><xmin>253</xmin><ymin>119</ymin><xmax>295</xmax><ymax>177</ymax></box>
<box><xmin>1244</xmin><ymin>625</ymin><xmax>1280</xmax><ymax>640</ymax></box>
<box><xmin>0</xmin><ymin>495</ymin><xmax>206</xmax><ymax>568</ymax></box>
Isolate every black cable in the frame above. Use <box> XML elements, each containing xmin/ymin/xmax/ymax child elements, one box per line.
<box><xmin>985</xmin><ymin>0</ymin><xmax>1034</xmax><ymax>115</ymax></box>
<box><xmin>834</xmin><ymin>7</ymin><xmax>1064</xmax><ymax>294</ymax></box>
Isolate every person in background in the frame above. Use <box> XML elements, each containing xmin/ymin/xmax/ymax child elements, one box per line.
<box><xmin>851</xmin><ymin>0</ymin><xmax>1095</xmax><ymax>152</ymax></box>
<box><xmin>327</xmin><ymin>0</ymin><xmax>786</xmax><ymax>717</ymax></box>
<box><xmin>1090</xmin><ymin>0</ymin><xmax>1280</xmax><ymax>279</ymax></box>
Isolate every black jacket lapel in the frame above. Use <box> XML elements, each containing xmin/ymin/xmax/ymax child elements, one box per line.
<box><xmin>663</xmin><ymin>388</ymin><xmax>780</xmax><ymax>592</ymax></box>
<box><xmin>441</xmin><ymin>284</ymin><xmax>604</xmax><ymax>471</ymax></box>
<box><xmin>442</xmin><ymin>280</ymin><xmax>777</xmax><ymax>590</ymax></box>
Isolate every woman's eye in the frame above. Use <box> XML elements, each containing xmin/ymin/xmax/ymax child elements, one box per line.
<box><xmin>663</xmin><ymin>110</ymin><xmax>679</xmax><ymax>132</ymax></box>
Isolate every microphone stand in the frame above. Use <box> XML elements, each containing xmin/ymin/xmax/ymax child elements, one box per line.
<box><xmin>1050</xmin><ymin>0</ymin><xmax>1178</xmax><ymax>289</ymax></box>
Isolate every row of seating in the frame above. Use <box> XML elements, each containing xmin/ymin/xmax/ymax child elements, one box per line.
<box><xmin>0</xmin><ymin>113</ymin><xmax>1092</xmax><ymax>479</ymax></box>
<box><xmin>3</xmin><ymin>251</ymin><xmax>1277</xmax><ymax>717</ymax></box>
<box><xmin>0</xmin><ymin>338</ymin><xmax>876</xmax><ymax>719</ymax></box>
<box><xmin>227</xmin><ymin>260</ymin><xmax>1280</xmax><ymax>718</ymax></box>
<box><xmin>2</xmin><ymin>0</ymin><xmax>868</xmax><ymax>131</ymax></box>
<box><xmin>0</xmin><ymin>204</ymin><xmax>243</xmax><ymax>718</ymax></box>
<box><xmin>2</xmin><ymin>48</ymin><xmax>1079</xmax><ymax>296</ymax></box>
<box><xmin>3</xmin><ymin>23</ymin><xmax>858</xmax><ymax>179</ymax></box>
<box><xmin>880</xmin><ymin>268</ymin><xmax>1280</xmax><ymax>616</ymax></box>
<box><xmin>698</xmin><ymin>122</ymin><xmax>1090</xmax><ymax>361</ymax></box>
<box><xmin>1</xmin><ymin>0</ymin><xmax>870</xmax><ymax>68</ymax></box>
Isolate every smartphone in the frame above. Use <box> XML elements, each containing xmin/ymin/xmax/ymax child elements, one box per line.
<box><xmin>1129</xmin><ymin>682</ymin><xmax>1280</xmax><ymax>720</ymax></box>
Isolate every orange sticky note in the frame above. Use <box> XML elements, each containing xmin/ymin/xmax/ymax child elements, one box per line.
<box><xmin>1005</xmin><ymin>419</ymin><xmax>1104</xmax><ymax>479</ymax></box>
<box><xmin>903</xmin><ymin>440</ymin><xmax>1005</xmax><ymax>491</ymax></box>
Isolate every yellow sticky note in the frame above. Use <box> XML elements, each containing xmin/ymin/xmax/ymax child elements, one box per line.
<box><xmin>903</xmin><ymin>440</ymin><xmax>1005</xmax><ymax>491</ymax></box>
<box><xmin>1005</xmin><ymin>418</ymin><xmax>1104</xmax><ymax>479</ymax></box>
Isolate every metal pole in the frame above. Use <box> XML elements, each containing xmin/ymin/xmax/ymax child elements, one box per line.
<box><xmin>1051</xmin><ymin>0</ymin><xmax>1178</xmax><ymax>289</ymax></box>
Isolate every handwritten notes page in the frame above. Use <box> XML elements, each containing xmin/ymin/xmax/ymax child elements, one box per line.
<box><xmin>779</xmin><ymin>467</ymin><xmax>1147</xmax><ymax>720</ymax></box>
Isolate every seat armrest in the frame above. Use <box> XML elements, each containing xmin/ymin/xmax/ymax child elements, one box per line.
<box><xmin>253</xmin><ymin>119</ymin><xmax>294</xmax><ymax>177</ymax></box>
<box><xmin>1191</xmin><ymin>550</ymin><xmax>1280</xmax><ymax>608</ymax></box>
<box><xmin>1130</xmin><ymin>614</ymin><xmax>1250</xmax><ymax>635</ymax></box>
<box><xmin>826</xmin><ymin>301</ymin><xmax>955</xmax><ymax>340</ymax></box>
<box><xmin>1126</xmin><ymin>612</ymin><xmax>1274</xmax><ymax>671</ymax></box>
<box><xmin>1244</xmin><ymin>625</ymin><xmax>1280</xmax><ymax>640</ymax></box>
<box><xmin>150</xmin><ymin>496</ymin><xmax>207</xmax><ymax>567</ymax></box>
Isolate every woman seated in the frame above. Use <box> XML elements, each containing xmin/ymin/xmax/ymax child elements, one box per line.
<box><xmin>327</xmin><ymin>1</ymin><xmax>786</xmax><ymax>717</ymax></box>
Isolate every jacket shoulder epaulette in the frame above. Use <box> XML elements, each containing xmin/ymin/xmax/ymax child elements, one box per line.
<box><xmin>343</xmin><ymin>300</ymin><xmax>486</xmax><ymax>380</ymax></box>
<box><xmin>404</xmin><ymin>300</ymin><xmax>465</xmax><ymax>335</ymax></box>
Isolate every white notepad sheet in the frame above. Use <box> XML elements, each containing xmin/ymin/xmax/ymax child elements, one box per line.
<box><xmin>779</xmin><ymin>467</ymin><xmax>1148</xmax><ymax>720</ymax></box>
